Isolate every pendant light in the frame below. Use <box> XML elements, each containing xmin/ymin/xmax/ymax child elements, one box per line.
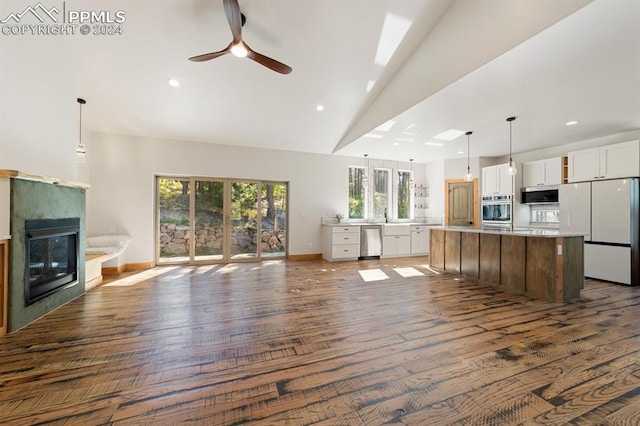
<box><xmin>409</xmin><ymin>158</ymin><xmax>414</xmax><ymax>188</ymax></box>
<box><xmin>463</xmin><ymin>131</ymin><xmax>473</xmax><ymax>182</ymax></box>
<box><xmin>76</xmin><ymin>98</ymin><xmax>87</xmax><ymax>163</ymax></box>
<box><xmin>362</xmin><ymin>154</ymin><xmax>369</xmax><ymax>186</ymax></box>
<box><xmin>506</xmin><ymin>116</ymin><xmax>517</xmax><ymax>175</ymax></box>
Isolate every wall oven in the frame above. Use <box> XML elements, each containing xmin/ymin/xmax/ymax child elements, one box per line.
<box><xmin>482</xmin><ymin>195</ymin><xmax>513</xmax><ymax>227</ymax></box>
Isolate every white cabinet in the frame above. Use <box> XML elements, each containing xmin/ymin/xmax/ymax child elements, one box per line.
<box><xmin>482</xmin><ymin>163</ymin><xmax>514</xmax><ymax>196</ymax></box>
<box><xmin>410</xmin><ymin>225</ymin><xmax>429</xmax><ymax>255</ymax></box>
<box><xmin>322</xmin><ymin>225</ymin><xmax>360</xmax><ymax>261</ymax></box>
<box><xmin>567</xmin><ymin>140</ymin><xmax>640</xmax><ymax>183</ymax></box>
<box><xmin>382</xmin><ymin>224</ymin><xmax>410</xmax><ymax>257</ymax></box>
<box><xmin>522</xmin><ymin>157</ymin><xmax>562</xmax><ymax>187</ymax></box>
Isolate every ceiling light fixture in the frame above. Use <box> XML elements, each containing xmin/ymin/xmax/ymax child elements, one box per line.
<box><xmin>464</xmin><ymin>131</ymin><xmax>473</xmax><ymax>182</ymax></box>
<box><xmin>424</xmin><ymin>142</ymin><xmax>444</xmax><ymax>147</ymax></box>
<box><xmin>409</xmin><ymin>158</ymin><xmax>414</xmax><ymax>188</ymax></box>
<box><xmin>230</xmin><ymin>42</ymin><xmax>248</xmax><ymax>58</ymax></box>
<box><xmin>316</xmin><ymin>104</ymin><xmax>325</xmax><ymax>112</ymax></box>
<box><xmin>76</xmin><ymin>98</ymin><xmax>86</xmax><ymax>163</ymax></box>
<box><xmin>506</xmin><ymin>116</ymin><xmax>517</xmax><ymax>175</ymax></box>
<box><xmin>167</xmin><ymin>78</ymin><xmax>180</xmax><ymax>88</ymax></box>
<box><xmin>362</xmin><ymin>154</ymin><xmax>369</xmax><ymax>187</ymax></box>
<box><xmin>566</xmin><ymin>120</ymin><xmax>578</xmax><ymax>126</ymax></box>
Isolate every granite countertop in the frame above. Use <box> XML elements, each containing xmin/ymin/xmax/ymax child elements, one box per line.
<box><xmin>430</xmin><ymin>226</ymin><xmax>586</xmax><ymax>238</ymax></box>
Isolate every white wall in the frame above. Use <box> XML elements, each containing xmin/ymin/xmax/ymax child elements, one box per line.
<box><xmin>87</xmin><ymin>133</ymin><xmax>426</xmax><ymax>264</ymax></box>
<box><xmin>0</xmin><ymin>34</ymin><xmax>84</xmax><ymax>183</ymax></box>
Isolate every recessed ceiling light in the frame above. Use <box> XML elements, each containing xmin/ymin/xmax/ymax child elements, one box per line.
<box><xmin>424</xmin><ymin>142</ymin><xmax>444</xmax><ymax>147</ymax></box>
<box><xmin>434</xmin><ymin>129</ymin><xmax>464</xmax><ymax>141</ymax></box>
<box><xmin>375</xmin><ymin>120</ymin><xmax>396</xmax><ymax>132</ymax></box>
<box><xmin>393</xmin><ymin>142</ymin><xmax>400</xmax><ymax>146</ymax></box>
<box><xmin>566</xmin><ymin>121</ymin><xmax>578</xmax><ymax>126</ymax></box>
<box><xmin>316</xmin><ymin>105</ymin><xmax>325</xmax><ymax>112</ymax></box>
<box><xmin>364</xmin><ymin>133</ymin><xmax>383</xmax><ymax>139</ymax></box>
<box><xmin>167</xmin><ymin>78</ymin><xmax>180</xmax><ymax>88</ymax></box>
<box><xmin>457</xmin><ymin>151</ymin><xmax>465</xmax><ymax>154</ymax></box>
<box><xmin>405</xmin><ymin>124</ymin><xmax>416</xmax><ymax>130</ymax></box>
<box><xmin>395</xmin><ymin>137</ymin><xmax>414</xmax><ymax>143</ymax></box>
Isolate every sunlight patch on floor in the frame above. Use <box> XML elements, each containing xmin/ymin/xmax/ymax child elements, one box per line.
<box><xmin>393</xmin><ymin>267</ymin><xmax>425</xmax><ymax>278</ymax></box>
<box><xmin>359</xmin><ymin>269</ymin><xmax>390</xmax><ymax>282</ymax></box>
<box><xmin>103</xmin><ymin>266</ymin><xmax>181</xmax><ymax>287</ymax></box>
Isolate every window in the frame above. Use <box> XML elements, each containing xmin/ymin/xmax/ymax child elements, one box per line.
<box><xmin>397</xmin><ymin>170</ymin><xmax>411</xmax><ymax>219</ymax></box>
<box><xmin>348</xmin><ymin>167</ymin><xmax>365</xmax><ymax>219</ymax></box>
<box><xmin>373</xmin><ymin>168</ymin><xmax>391</xmax><ymax>221</ymax></box>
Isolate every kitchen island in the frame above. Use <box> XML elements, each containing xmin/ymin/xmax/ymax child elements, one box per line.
<box><xmin>429</xmin><ymin>227</ymin><xmax>584</xmax><ymax>302</ymax></box>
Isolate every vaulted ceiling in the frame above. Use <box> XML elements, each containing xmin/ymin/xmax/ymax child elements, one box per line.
<box><xmin>7</xmin><ymin>0</ymin><xmax>638</xmax><ymax>163</ymax></box>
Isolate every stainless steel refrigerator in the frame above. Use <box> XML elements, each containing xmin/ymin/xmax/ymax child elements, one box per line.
<box><xmin>560</xmin><ymin>178</ymin><xmax>640</xmax><ymax>285</ymax></box>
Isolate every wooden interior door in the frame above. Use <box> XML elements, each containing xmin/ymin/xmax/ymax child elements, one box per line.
<box><xmin>445</xmin><ymin>179</ymin><xmax>478</xmax><ymax>227</ymax></box>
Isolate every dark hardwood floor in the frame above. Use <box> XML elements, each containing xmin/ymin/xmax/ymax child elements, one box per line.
<box><xmin>2</xmin><ymin>257</ymin><xmax>640</xmax><ymax>425</ymax></box>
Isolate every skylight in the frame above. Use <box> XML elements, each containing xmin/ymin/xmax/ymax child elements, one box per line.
<box><xmin>434</xmin><ymin>129</ymin><xmax>464</xmax><ymax>141</ymax></box>
<box><xmin>375</xmin><ymin>120</ymin><xmax>396</xmax><ymax>132</ymax></box>
<box><xmin>374</xmin><ymin>13</ymin><xmax>412</xmax><ymax>66</ymax></box>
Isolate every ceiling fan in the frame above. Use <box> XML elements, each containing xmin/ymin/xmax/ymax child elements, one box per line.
<box><xmin>189</xmin><ymin>0</ymin><xmax>292</xmax><ymax>74</ymax></box>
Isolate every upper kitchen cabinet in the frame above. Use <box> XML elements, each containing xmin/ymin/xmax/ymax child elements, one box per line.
<box><xmin>482</xmin><ymin>163</ymin><xmax>515</xmax><ymax>196</ymax></box>
<box><xmin>522</xmin><ymin>157</ymin><xmax>562</xmax><ymax>187</ymax></box>
<box><xmin>568</xmin><ymin>140</ymin><xmax>640</xmax><ymax>183</ymax></box>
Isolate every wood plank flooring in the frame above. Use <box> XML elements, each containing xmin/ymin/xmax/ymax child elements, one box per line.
<box><xmin>1</xmin><ymin>257</ymin><xmax>640</xmax><ymax>425</ymax></box>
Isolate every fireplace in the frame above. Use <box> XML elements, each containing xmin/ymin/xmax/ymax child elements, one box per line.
<box><xmin>25</xmin><ymin>218</ymin><xmax>80</xmax><ymax>305</ymax></box>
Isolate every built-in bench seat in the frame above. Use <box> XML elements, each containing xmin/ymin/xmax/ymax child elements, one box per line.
<box><xmin>85</xmin><ymin>235</ymin><xmax>131</xmax><ymax>290</ymax></box>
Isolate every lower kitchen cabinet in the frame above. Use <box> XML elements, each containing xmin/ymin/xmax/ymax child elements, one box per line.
<box><xmin>383</xmin><ymin>235</ymin><xmax>411</xmax><ymax>257</ymax></box>
<box><xmin>410</xmin><ymin>225</ymin><xmax>429</xmax><ymax>255</ymax></box>
<box><xmin>1</xmin><ymin>239</ymin><xmax>8</xmax><ymax>337</ymax></box>
<box><xmin>322</xmin><ymin>225</ymin><xmax>360</xmax><ymax>261</ymax></box>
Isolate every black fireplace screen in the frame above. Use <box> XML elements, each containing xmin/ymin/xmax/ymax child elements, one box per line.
<box><xmin>25</xmin><ymin>218</ymin><xmax>80</xmax><ymax>305</ymax></box>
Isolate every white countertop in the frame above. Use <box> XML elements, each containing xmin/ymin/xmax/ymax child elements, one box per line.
<box><xmin>0</xmin><ymin>235</ymin><xmax>11</xmax><ymax>240</ymax></box>
<box><xmin>322</xmin><ymin>222</ymin><xmax>440</xmax><ymax>227</ymax></box>
<box><xmin>430</xmin><ymin>226</ymin><xmax>585</xmax><ymax>238</ymax></box>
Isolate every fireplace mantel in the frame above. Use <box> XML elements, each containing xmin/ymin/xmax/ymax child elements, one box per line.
<box><xmin>0</xmin><ymin>170</ymin><xmax>90</xmax><ymax>189</ymax></box>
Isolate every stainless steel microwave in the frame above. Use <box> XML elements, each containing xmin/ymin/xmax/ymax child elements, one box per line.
<box><xmin>521</xmin><ymin>187</ymin><xmax>559</xmax><ymax>204</ymax></box>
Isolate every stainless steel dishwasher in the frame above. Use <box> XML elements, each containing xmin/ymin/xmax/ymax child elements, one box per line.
<box><xmin>359</xmin><ymin>225</ymin><xmax>382</xmax><ymax>259</ymax></box>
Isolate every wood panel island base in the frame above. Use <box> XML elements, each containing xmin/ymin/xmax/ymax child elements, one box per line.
<box><xmin>430</xmin><ymin>227</ymin><xmax>584</xmax><ymax>302</ymax></box>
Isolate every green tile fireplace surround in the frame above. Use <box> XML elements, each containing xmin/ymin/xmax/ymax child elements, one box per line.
<box><xmin>9</xmin><ymin>178</ymin><xmax>86</xmax><ymax>332</ymax></box>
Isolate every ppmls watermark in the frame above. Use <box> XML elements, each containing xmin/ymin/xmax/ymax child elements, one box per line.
<box><xmin>1</xmin><ymin>2</ymin><xmax>126</xmax><ymax>36</ymax></box>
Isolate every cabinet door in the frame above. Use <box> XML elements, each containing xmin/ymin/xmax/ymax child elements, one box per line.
<box><xmin>411</xmin><ymin>231</ymin><xmax>428</xmax><ymax>254</ymax></box>
<box><xmin>482</xmin><ymin>166</ymin><xmax>498</xmax><ymax>196</ymax></box>
<box><xmin>568</xmin><ymin>148</ymin><xmax>599</xmax><ymax>182</ymax></box>
<box><xmin>497</xmin><ymin>164</ymin><xmax>514</xmax><ymax>194</ymax></box>
<box><xmin>600</xmin><ymin>140</ymin><xmax>640</xmax><ymax>179</ymax></box>
<box><xmin>382</xmin><ymin>236</ymin><xmax>396</xmax><ymax>256</ymax></box>
<box><xmin>523</xmin><ymin>161</ymin><xmax>545</xmax><ymax>187</ymax></box>
<box><xmin>397</xmin><ymin>235</ymin><xmax>411</xmax><ymax>255</ymax></box>
<box><xmin>544</xmin><ymin>157</ymin><xmax>562</xmax><ymax>185</ymax></box>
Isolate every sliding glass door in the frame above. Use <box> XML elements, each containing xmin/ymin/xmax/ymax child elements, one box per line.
<box><xmin>156</xmin><ymin>177</ymin><xmax>287</xmax><ymax>265</ymax></box>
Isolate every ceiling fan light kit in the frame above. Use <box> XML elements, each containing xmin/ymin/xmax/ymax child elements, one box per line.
<box><xmin>189</xmin><ymin>0</ymin><xmax>292</xmax><ymax>74</ymax></box>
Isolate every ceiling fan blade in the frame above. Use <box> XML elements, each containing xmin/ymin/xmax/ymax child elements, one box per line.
<box><xmin>246</xmin><ymin>45</ymin><xmax>292</xmax><ymax>74</ymax></box>
<box><xmin>189</xmin><ymin>43</ymin><xmax>232</xmax><ymax>62</ymax></box>
<box><xmin>223</xmin><ymin>0</ymin><xmax>243</xmax><ymax>44</ymax></box>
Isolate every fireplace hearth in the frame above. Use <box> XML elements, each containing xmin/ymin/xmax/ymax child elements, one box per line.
<box><xmin>25</xmin><ymin>218</ymin><xmax>80</xmax><ymax>305</ymax></box>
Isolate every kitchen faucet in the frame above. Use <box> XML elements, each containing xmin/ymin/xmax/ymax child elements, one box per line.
<box><xmin>384</xmin><ymin>208</ymin><xmax>388</xmax><ymax>223</ymax></box>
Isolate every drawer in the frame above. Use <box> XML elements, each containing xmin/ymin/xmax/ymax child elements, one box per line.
<box><xmin>333</xmin><ymin>232</ymin><xmax>359</xmax><ymax>245</ymax></box>
<box><xmin>411</xmin><ymin>225</ymin><xmax>428</xmax><ymax>232</ymax></box>
<box><xmin>332</xmin><ymin>226</ymin><xmax>360</xmax><ymax>233</ymax></box>
<box><xmin>332</xmin><ymin>244</ymin><xmax>358</xmax><ymax>259</ymax></box>
<box><xmin>383</xmin><ymin>224</ymin><xmax>410</xmax><ymax>236</ymax></box>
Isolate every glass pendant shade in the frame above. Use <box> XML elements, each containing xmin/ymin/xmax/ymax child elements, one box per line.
<box><xmin>409</xmin><ymin>158</ymin><xmax>414</xmax><ymax>188</ymax></box>
<box><xmin>507</xmin><ymin>161</ymin><xmax>518</xmax><ymax>175</ymax></box>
